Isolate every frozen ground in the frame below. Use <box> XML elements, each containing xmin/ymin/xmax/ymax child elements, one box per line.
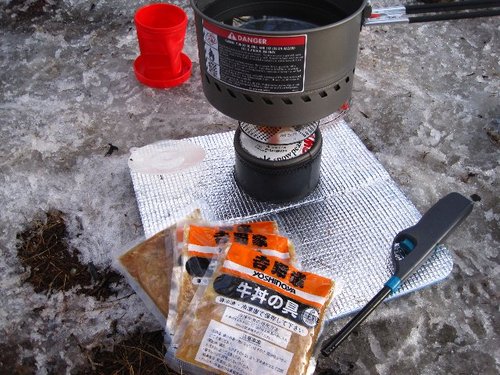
<box><xmin>0</xmin><ymin>0</ymin><xmax>498</xmax><ymax>374</ymax></box>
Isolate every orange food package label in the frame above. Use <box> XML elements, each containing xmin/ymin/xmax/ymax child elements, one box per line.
<box><xmin>176</xmin><ymin>223</ymin><xmax>293</xmax><ymax>326</ymax></box>
<box><xmin>175</xmin><ymin>244</ymin><xmax>334</xmax><ymax>375</ymax></box>
<box><xmin>228</xmin><ymin>221</ymin><xmax>278</xmax><ymax>235</ymax></box>
<box><xmin>186</xmin><ymin>224</ymin><xmax>291</xmax><ymax>261</ymax></box>
<box><xmin>177</xmin><ymin>221</ymin><xmax>276</xmax><ymax>251</ymax></box>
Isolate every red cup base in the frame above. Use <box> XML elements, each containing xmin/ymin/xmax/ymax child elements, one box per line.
<box><xmin>134</xmin><ymin>53</ymin><xmax>192</xmax><ymax>88</ymax></box>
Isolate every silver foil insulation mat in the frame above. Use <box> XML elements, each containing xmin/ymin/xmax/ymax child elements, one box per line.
<box><xmin>129</xmin><ymin>116</ymin><xmax>453</xmax><ymax>320</ymax></box>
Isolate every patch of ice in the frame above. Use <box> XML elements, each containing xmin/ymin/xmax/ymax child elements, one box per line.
<box><xmin>82</xmin><ymin>70</ymin><xmax>101</xmax><ymax>87</ymax></box>
<box><xmin>484</xmin><ymin>209</ymin><xmax>499</xmax><ymax>222</ymax></box>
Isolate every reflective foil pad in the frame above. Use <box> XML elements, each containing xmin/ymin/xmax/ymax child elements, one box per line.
<box><xmin>129</xmin><ymin>116</ymin><xmax>453</xmax><ymax>320</ymax></box>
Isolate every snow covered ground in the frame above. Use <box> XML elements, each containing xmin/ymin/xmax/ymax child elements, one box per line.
<box><xmin>0</xmin><ymin>0</ymin><xmax>498</xmax><ymax>374</ymax></box>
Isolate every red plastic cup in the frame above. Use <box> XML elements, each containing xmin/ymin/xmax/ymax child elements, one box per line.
<box><xmin>134</xmin><ymin>54</ymin><xmax>192</xmax><ymax>88</ymax></box>
<box><xmin>134</xmin><ymin>3</ymin><xmax>192</xmax><ymax>88</ymax></box>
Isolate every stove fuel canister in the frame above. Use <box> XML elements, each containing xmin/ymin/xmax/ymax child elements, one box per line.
<box><xmin>234</xmin><ymin>127</ymin><xmax>323</xmax><ymax>202</ymax></box>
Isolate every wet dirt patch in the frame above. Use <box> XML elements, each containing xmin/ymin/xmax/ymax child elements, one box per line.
<box><xmin>485</xmin><ymin>119</ymin><xmax>500</xmax><ymax>146</ymax></box>
<box><xmin>7</xmin><ymin>0</ymin><xmax>49</xmax><ymax>16</ymax></box>
<box><xmin>76</xmin><ymin>330</ymin><xmax>174</xmax><ymax>375</ymax></box>
<box><xmin>3</xmin><ymin>0</ymin><xmax>57</xmax><ymax>22</ymax></box>
<box><xmin>0</xmin><ymin>340</ymin><xmax>36</xmax><ymax>375</ymax></box>
<box><xmin>16</xmin><ymin>209</ymin><xmax>122</xmax><ymax>300</ymax></box>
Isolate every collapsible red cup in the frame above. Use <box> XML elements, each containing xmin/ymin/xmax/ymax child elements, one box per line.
<box><xmin>134</xmin><ymin>3</ymin><xmax>192</xmax><ymax>88</ymax></box>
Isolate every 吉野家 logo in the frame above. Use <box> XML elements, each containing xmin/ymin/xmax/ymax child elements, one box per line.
<box><xmin>252</xmin><ymin>271</ymin><xmax>297</xmax><ymax>294</ymax></box>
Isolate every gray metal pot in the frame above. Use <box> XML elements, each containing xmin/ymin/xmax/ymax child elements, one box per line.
<box><xmin>191</xmin><ymin>0</ymin><xmax>369</xmax><ymax>126</ymax></box>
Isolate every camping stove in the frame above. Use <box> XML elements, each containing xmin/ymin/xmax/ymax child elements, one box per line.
<box><xmin>233</xmin><ymin>105</ymin><xmax>348</xmax><ymax>202</ymax></box>
<box><xmin>190</xmin><ymin>0</ymin><xmax>365</xmax><ymax>201</ymax></box>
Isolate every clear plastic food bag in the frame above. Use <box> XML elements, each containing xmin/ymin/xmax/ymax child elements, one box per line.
<box><xmin>114</xmin><ymin>209</ymin><xmax>202</xmax><ymax>329</ymax></box>
<box><xmin>176</xmin><ymin>223</ymin><xmax>295</xmax><ymax>326</ymax></box>
<box><xmin>174</xmin><ymin>243</ymin><xmax>335</xmax><ymax>375</ymax></box>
